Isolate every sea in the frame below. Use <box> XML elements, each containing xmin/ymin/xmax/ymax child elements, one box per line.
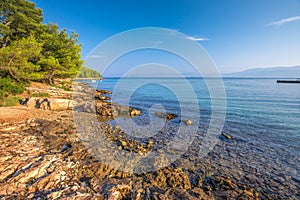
<box><xmin>80</xmin><ymin>77</ymin><xmax>300</xmax><ymax>198</ymax></box>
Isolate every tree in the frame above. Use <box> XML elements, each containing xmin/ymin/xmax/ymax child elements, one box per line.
<box><xmin>0</xmin><ymin>0</ymin><xmax>43</xmax><ymax>47</ymax></box>
<box><xmin>77</xmin><ymin>66</ymin><xmax>102</xmax><ymax>78</ymax></box>
<box><xmin>0</xmin><ymin>0</ymin><xmax>85</xmax><ymax>84</ymax></box>
<box><xmin>0</xmin><ymin>35</ymin><xmax>42</xmax><ymax>81</ymax></box>
<box><xmin>37</xmin><ymin>23</ymin><xmax>83</xmax><ymax>84</ymax></box>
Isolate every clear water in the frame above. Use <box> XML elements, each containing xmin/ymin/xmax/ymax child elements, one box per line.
<box><xmin>83</xmin><ymin>78</ymin><xmax>300</xmax><ymax>195</ymax></box>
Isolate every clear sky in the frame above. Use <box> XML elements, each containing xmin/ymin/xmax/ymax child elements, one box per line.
<box><xmin>31</xmin><ymin>0</ymin><xmax>300</xmax><ymax>74</ymax></box>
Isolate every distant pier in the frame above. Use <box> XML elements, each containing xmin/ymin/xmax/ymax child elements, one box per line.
<box><xmin>277</xmin><ymin>80</ymin><xmax>300</xmax><ymax>83</ymax></box>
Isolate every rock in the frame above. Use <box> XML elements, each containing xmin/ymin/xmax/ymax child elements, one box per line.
<box><xmin>181</xmin><ymin>119</ymin><xmax>192</xmax><ymax>126</ymax></box>
<box><xmin>20</xmin><ymin>97</ymin><xmax>40</xmax><ymax>108</ymax></box>
<box><xmin>96</xmin><ymin>89</ymin><xmax>112</xmax><ymax>94</ymax></box>
<box><xmin>130</xmin><ymin>108</ymin><xmax>141</xmax><ymax>117</ymax></box>
<box><xmin>155</xmin><ymin>112</ymin><xmax>177</xmax><ymax>120</ymax></box>
<box><xmin>221</xmin><ymin>132</ymin><xmax>233</xmax><ymax>139</ymax></box>
<box><xmin>21</xmin><ymin>97</ymin><xmax>73</xmax><ymax>111</ymax></box>
<box><xmin>61</xmin><ymin>143</ymin><xmax>72</xmax><ymax>152</ymax></box>
<box><xmin>95</xmin><ymin>93</ymin><xmax>111</xmax><ymax>101</ymax></box>
<box><xmin>48</xmin><ymin>99</ymin><xmax>73</xmax><ymax>111</ymax></box>
<box><xmin>39</xmin><ymin>99</ymin><xmax>50</xmax><ymax>110</ymax></box>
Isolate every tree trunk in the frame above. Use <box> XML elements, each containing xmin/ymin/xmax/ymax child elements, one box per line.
<box><xmin>7</xmin><ymin>57</ymin><xmax>20</xmax><ymax>81</ymax></box>
<box><xmin>45</xmin><ymin>70</ymin><xmax>55</xmax><ymax>85</ymax></box>
<box><xmin>2</xmin><ymin>35</ymin><xmax>10</xmax><ymax>48</ymax></box>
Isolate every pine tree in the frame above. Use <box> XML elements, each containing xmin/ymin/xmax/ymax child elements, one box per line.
<box><xmin>0</xmin><ymin>35</ymin><xmax>42</xmax><ymax>81</ymax></box>
<box><xmin>0</xmin><ymin>0</ymin><xmax>43</xmax><ymax>47</ymax></box>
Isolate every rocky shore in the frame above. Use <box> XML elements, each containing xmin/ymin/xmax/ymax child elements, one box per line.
<box><xmin>0</xmin><ymin>81</ymin><xmax>276</xmax><ymax>199</ymax></box>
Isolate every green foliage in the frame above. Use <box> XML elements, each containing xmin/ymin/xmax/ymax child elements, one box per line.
<box><xmin>0</xmin><ymin>0</ymin><xmax>86</xmax><ymax>85</ymax></box>
<box><xmin>0</xmin><ymin>0</ymin><xmax>43</xmax><ymax>47</ymax></box>
<box><xmin>77</xmin><ymin>66</ymin><xmax>102</xmax><ymax>78</ymax></box>
<box><xmin>31</xmin><ymin>92</ymin><xmax>50</xmax><ymax>97</ymax></box>
<box><xmin>0</xmin><ymin>77</ymin><xmax>25</xmax><ymax>95</ymax></box>
<box><xmin>0</xmin><ymin>36</ymin><xmax>43</xmax><ymax>81</ymax></box>
<box><xmin>0</xmin><ymin>77</ymin><xmax>25</xmax><ymax>106</ymax></box>
<box><xmin>37</xmin><ymin>23</ymin><xmax>83</xmax><ymax>84</ymax></box>
<box><xmin>0</xmin><ymin>95</ymin><xmax>22</xmax><ymax>107</ymax></box>
<box><xmin>54</xmin><ymin>85</ymin><xmax>71</xmax><ymax>91</ymax></box>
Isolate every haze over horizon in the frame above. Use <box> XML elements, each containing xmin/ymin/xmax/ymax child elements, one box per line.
<box><xmin>32</xmin><ymin>0</ymin><xmax>300</xmax><ymax>75</ymax></box>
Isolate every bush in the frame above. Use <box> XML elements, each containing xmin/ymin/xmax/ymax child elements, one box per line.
<box><xmin>53</xmin><ymin>84</ymin><xmax>71</xmax><ymax>91</ymax></box>
<box><xmin>0</xmin><ymin>78</ymin><xmax>25</xmax><ymax>95</ymax></box>
<box><xmin>0</xmin><ymin>96</ymin><xmax>22</xmax><ymax>107</ymax></box>
<box><xmin>0</xmin><ymin>77</ymin><xmax>25</xmax><ymax>107</ymax></box>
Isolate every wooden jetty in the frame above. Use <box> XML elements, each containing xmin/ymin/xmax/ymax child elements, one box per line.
<box><xmin>277</xmin><ymin>80</ymin><xmax>300</xmax><ymax>83</ymax></box>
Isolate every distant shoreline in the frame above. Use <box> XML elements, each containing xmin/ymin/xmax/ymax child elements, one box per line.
<box><xmin>74</xmin><ymin>77</ymin><xmax>103</xmax><ymax>80</ymax></box>
<box><xmin>81</xmin><ymin>77</ymin><xmax>299</xmax><ymax>79</ymax></box>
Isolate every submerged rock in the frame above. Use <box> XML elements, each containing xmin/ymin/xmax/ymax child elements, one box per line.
<box><xmin>221</xmin><ymin>132</ymin><xmax>233</xmax><ymax>139</ymax></box>
<box><xmin>181</xmin><ymin>119</ymin><xmax>192</xmax><ymax>126</ymax></box>
<box><xmin>155</xmin><ymin>112</ymin><xmax>178</xmax><ymax>120</ymax></box>
<box><xmin>96</xmin><ymin>89</ymin><xmax>112</xmax><ymax>94</ymax></box>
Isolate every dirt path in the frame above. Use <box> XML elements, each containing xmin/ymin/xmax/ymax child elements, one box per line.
<box><xmin>0</xmin><ymin>106</ymin><xmax>53</xmax><ymax>124</ymax></box>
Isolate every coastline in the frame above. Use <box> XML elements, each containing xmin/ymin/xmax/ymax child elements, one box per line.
<box><xmin>74</xmin><ymin>77</ymin><xmax>103</xmax><ymax>80</ymax></box>
<box><xmin>0</xmin><ymin>81</ymin><xmax>284</xmax><ymax>199</ymax></box>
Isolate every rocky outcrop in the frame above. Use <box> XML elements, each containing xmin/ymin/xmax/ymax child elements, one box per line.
<box><xmin>73</xmin><ymin>82</ymin><xmax>142</xmax><ymax>120</ymax></box>
<box><xmin>0</xmin><ymin>106</ymin><xmax>276</xmax><ymax>199</ymax></box>
<box><xmin>21</xmin><ymin>98</ymin><xmax>73</xmax><ymax>111</ymax></box>
<box><xmin>102</xmin><ymin>124</ymin><xmax>153</xmax><ymax>155</ymax></box>
<box><xmin>96</xmin><ymin>89</ymin><xmax>112</xmax><ymax>94</ymax></box>
<box><xmin>21</xmin><ymin>82</ymin><xmax>142</xmax><ymax>119</ymax></box>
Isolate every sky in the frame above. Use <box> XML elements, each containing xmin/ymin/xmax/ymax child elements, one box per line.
<box><xmin>31</xmin><ymin>0</ymin><xmax>300</xmax><ymax>75</ymax></box>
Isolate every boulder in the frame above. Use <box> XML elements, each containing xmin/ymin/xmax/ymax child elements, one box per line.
<box><xmin>20</xmin><ymin>97</ymin><xmax>40</xmax><ymax>108</ymax></box>
<box><xmin>130</xmin><ymin>108</ymin><xmax>141</xmax><ymax>117</ymax></box>
<box><xmin>34</xmin><ymin>98</ymin><xmax>73</xmax><ymax>111</ymax></box>
<box><xmin>95</xmin><ymin>93</ymin><xmax>111</xmax><ymax>101</ymax></box>
<box><xmin>98</xmin><ymin>95</ymin><xmax>111</xmax><ymax>101</ymax></box>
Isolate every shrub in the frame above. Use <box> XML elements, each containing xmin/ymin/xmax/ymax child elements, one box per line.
<box><xmin>0</xmin><ymin>77</ymin><xmax>25</xmax><ymax>107</ymax></box>
<box><xmin>0</xmin><ymin>78</ymin><xmax>25</xmax><ymax>95</ymax></box>
<box><xmin>0</xmin><ymin>96</ymin><xmax>22</xmax><ymax>107</ymax></box>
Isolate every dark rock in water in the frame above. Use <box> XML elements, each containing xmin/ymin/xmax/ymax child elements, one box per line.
<box><xmin>155</xmin><ymin>112</ymin><xmax>178</xmax><ymax>120</ymax></box>
<box><xmin>96</xmin><ymin>89</ymin><xmax>112</xmax><ymax>94</ymax></box>
<box><xmin>95</xmin><ymin>93</ymin><xmax>111</xmax><ymax>101</ymax></box>
<box><xmin>221</xmin><ymin>132</ymin><xmax>233</xmax><ymax>139</ymax></box>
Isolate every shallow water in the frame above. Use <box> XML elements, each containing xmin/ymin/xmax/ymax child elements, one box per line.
<box><xmin>82</xmin><ymin>77</ymin><xmax>300</xmax><ymax>198</ymax></box>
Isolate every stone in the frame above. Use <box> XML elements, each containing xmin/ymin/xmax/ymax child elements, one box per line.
<box><xmin>181</xmin><ymin>119</ymin><xmax>192</xmax><ymax>126</ymax></box>
<box><xmin>221</xmin><ymin>132</ymin><xmax>233</xmax><ymax>139</ymax></box>
<box><xmin>48</xmin><ymin>99</ymin><xmax>73</xmax><ymax>111</ymax></box>
<box><xmin>155</xmin><ymin>112</ymin><xmax>177</xmax><ymax>120</ymax></box>
<box><xmin>96</xmin><ymin>89</ymin><xmax>112</xmax><ymax>94</ymax></box>
<box><xmin>95</xmin><ymin>93</ymin><xmax>111</xmax><ymax>101</ymax></box>
<box><xmin>21</xmin><ymin>97</ymin><xmax>40</xmax><ymax>108</ymax></box>
<box><xmin>130</xmin><ymin>109</ymin><xmax>141</xmax><ymax>117</ymax></box>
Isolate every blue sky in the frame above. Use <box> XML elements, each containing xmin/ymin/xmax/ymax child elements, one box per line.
<box><xmin>32</xmin><ymin>0</ymin><xmax>300</xmax><ymax>74</ymax></box>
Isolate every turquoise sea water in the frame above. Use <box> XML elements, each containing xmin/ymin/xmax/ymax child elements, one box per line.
<box><xmin>83</xmin><ymin>77</ymin><xmax>300</xmax><ymax>197</ymax></box>
<box><xmin>92</xmin><ymin>77</ymin><xmax>299</xmax><ymax>134</ymax></box>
